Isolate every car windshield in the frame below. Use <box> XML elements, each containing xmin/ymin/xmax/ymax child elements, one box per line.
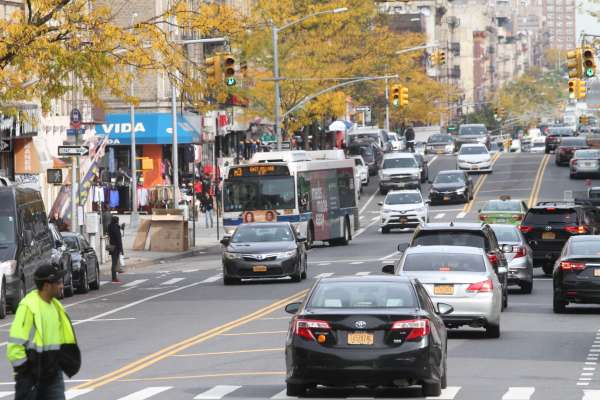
<box><xmin>350</xmin><ymin>133</ymin><xmax>378</xmax><ymax>143</ymax></box>
<box><xmin>589</xmin><ymin>190</ymin><xmax>600</xmax><ymax>199</ymax></box>
<box><xmin>523</xmin><ymin>209</ymin><xmax>577</xmax><ymax>225</ymax></box>
<box><xmin>223</xmin><ymin>176</ymin><xmax>295</xmax><ymax>212</ymax></box>
<box><xmin>483</xmin><ymin>200</ymin><xmax>521</xmax><ymax>212</ymax></box>
<box><xmin>403</xmin><ymin>253</ymin><xmax>486</xmax><ymax>272</ymax></box>
<box><xmin>231</xmin><ymin>225</ymin><xmax>294</xmax><ymax>243</ymax></box>
<box><xmin>434</xmin><ymin>173</ymin><xmax>465</xmax><ymax>184</ymax></box>
<box><xmin>532</xmin><ymin>141</ymin><xmax>545</xmax><ymax>148</ymax></box>
<box><xmin>307</xmin><ymin>281</ymin><xmax>416</xmax><ymax>309</ymax></box>
<box><xmin>459</xmin><ymin>126</ymin><xmax>486</xmax><ymax>136</ymax></box>
<box><xmin>574</xmin><ymin>150</ymin><xmax>600</xmax><ymax>159</ymax></box>
<box><xmin>560</xmin><ymin>138</ymin><xmax>587</xmax><ymax>147</ymax></box>
<box><xmin>413</xmin><ymin>231</ymin><xmax>486</xmax><ymax>248</ymax></box>
<box><xmin>429</xmin><ymin>135</ymin><xmax>452</xmax><ymax>143</ymax></box>
<box><xmin>548</xmin><ymin>128</ymin><xmax>573</xmax><ymax>136</ymax></box>
<box><xmin>459</xmin><ymin>146</ymin><xmax>488</xmax><ymax>155</ymax></box>
<box><xmin>570</xmin><ymin>240</ymin><xmax>600</xmax><ymax>255</ymax></box>
<box><xmin>385</xmin><ymin>192</ymin><xmax>423</xmax><ymax>205</ymax></box>
<box><xmin>63</xmin><ymin>236</ymin><xmax>79</xmax><ymax>251</ymax></box>
<box><xmin>491</xmin><ymin>226</ymin><xmax>521</xmax><ymax>242</ymax></box>
<box><xmin>382</xmin><ymin>158</ymin><xmax>417</xmax><ymax>169</ymax></box>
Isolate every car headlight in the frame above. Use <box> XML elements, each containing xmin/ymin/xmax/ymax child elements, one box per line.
<box><xmin>275</xmin><ymin>250</ymin><xmax>297</xmax><ymax>259</ymax></box>
<box><xmin>381</xmin><ymin>209</ymin><xmax>393</xmax><ymax>215</ymax></box>
<box><xmin>0</xmin><ymin>260</ymin><xmax>17</xmax><ymax>275</ymax></box>
<box><xmin>380</xmin><ymin>173</ymin><xmax>390</xmax><ymax>181</ymax></box>
<box><xmin>223</xmin><ymin>251</ymin><xmax>242</xmax><ymax>260</ymax></box>
<box><xmin>455</xmin><ymin>188</ymin><xmax>466</xmax><ymax>194</ymax></box>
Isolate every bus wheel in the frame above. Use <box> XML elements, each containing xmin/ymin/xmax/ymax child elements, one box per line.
<box><xmin>306</xmin><ymin>225</ymin><xmax>314</xmax><ymax>249</ymax></box>
<box><xmin>337</xmin><ymin>219</ymin><xmax>350</xmax><ymax>246</ymax></box>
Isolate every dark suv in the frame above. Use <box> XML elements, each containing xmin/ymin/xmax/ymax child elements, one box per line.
<box><xmin>519</xmin><ymin>201</ymin><xmax>600</xmax><ymax>274</ymax></box>
<box><xmin>555</xmin><ymin>137</ymin><xmax>588</xmax><ymax>166</ymax></box>
<box><xmin>404</xmin><ymin>222</ymin><xmax>509</xmax><ymax>309</ymax></box>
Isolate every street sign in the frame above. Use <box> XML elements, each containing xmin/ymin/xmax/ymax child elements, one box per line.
<box><xmin>66</xmin><ymin>128</ymin><xmax>85</xmax><ymax>136</ymax></box>
<box><xmin>70</xmin><ymin>108</ymin><xmax>82</xmax><ymax>129</ymax></box>
<box><xmin>58</xmin><ymin>145</ymin><xmax>89</xmax><ymax>156</ymax></box>
<box><xmin>47</xmin><ymin>169</ymin><xmax>63</xmax><ymax>184</ymax></box>
<box><xmin>0</xmin><ymin>139</ymin><xmax>10</xmax><ymax>152</ymax></box>
<box><xmin>356</xmin><ymin>106</ymin><xmax>371</xmax><ymax>112</ymax></box>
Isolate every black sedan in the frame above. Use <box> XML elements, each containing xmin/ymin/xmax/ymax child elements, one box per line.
<box><xmin>221</xmin><ymin>222</ymin><xmax>307</xmax><ymax>285</ymax></box>
<box><xmin>49</xmin><ymin>223</ymin><xmax>75</xmax><ymax>297</ymax></box>
<box><xmin>61</xmin><ymin>232</ymin><xmax>101</xmax><ymax>293</ymax></box>
<box><xmin>284</xmin><ymin>275</ymin><xmax>452</xmax><ymax>397</ymax></box>
<box><xmin>429</xmin><ymin>170</ymin><xmax>473</xmax><ymax>204</ymax></box>
<box><xmin>553</xmin><ymin>235</ymin><xmax>600</xmax><ymax>313</ymax></box>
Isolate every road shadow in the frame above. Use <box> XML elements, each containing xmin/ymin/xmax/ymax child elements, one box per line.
<box><xmin>302</xmin><ymin>386</ymin><xmax>425</xmax><ymax>398</ymax></box>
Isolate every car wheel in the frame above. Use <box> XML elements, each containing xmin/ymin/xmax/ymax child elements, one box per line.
<box><xmin>223</xmin><ymin>275</ymin><xmax>240</xmax><ymax>286</ymax></box>
<box><xmin>90</xmin><ymin>265</ymin><xmax>101</xmax><ymax>290</ymax></box>
<box><xmin>0</xmin><ymin>280</ymin><xmax>7</xmax><ymax>319</ymax></box>
<box><xmin>441</xmin><ymin>353</ymin><xmax>448</xmax><ymax>389</ymax></box>
<box><xmin>335</xmin><ymin>219</ymin><xmax>350</xmax><ymax>246</ymax></box>
<box><xmin>422</xmin><ymin>380</ymin><xmax>442</xmax><ymax>397</ymax></box>
<box><xmin>290</xmin><ymin>263</ymin><xmax>302</xmax><ymax>283</ymax></box>
<box><xmin>301</xmin><ymin>258</ymin><xmax>307</xmax><ymax>280</ymax></box>
<box><xmin>502</xmin><ymin>290</ymin><xmax>508</xmax><ymax>310</ymax></box>
<box><xmin>485</xmin><ymin>321</ymin><xmax>501</xmax><ymax>338</ymax></box>
<box><xmin>78</xmin><ymin>267</ymin><xmax>89</xmax><ymax>294</ymax></box>
<box><xmin>542</xmin><ymin>263</ymin><xmax>553</xmax><ymax>275</ymax></box>
<box><xmin>379</xmin><ymin>187</ymin><xmax>388</xmax><ymax>195</ymax></box>
<box><xmin>287</xmin><ymin>383</ymin><xmax>309</xmax><ymax>397</ymax></box>
<box><xmin>63</xmin><ymin>270</ymin><xmax>74</xmax><ymax>298</ymax></box>
<box><xmin>570</xmin><ymin>172</ymin><xmax>576</xmax><ymax>179</ymax></box>
<box><xmin>306</xmin><ymin>225</ymin><xmax>314</xmax><ymax>250</ymax></box>
<box><xmin>11</xmin><ymin>279</ymin><xmax>25</xmax><ymax>314</ymax></box>
<box><xmin>545</xmin><ymin>148</ymin><xmax>550</xmax><ymax>154</ymax></box>
<box><xmin>520</xmin><ymin>281</ymin><xmax>533</xmax><ymax>294</ymax></box>
<box><xmin>553</xmin><ymin>293</ymin><xmax>567</xmax><ymax>313</ymax></box>
<box><xmin>382</xmin><ymin>227</ymin><xmax>390</xmax><ymax>234</ymax></box>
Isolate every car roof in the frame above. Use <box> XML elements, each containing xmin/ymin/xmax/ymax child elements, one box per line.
<box><xmin>387</xmin><ymin>189</ymin><xmax>421</xmax><ymax>195</ymax></box>
<box><xmin>419</xmin><ymin>222</ymin><xmax>485</xmax><ymax>231</ymax></box>
<box><xmin>437</xmin><ymin>169</ymin><xmax>464</xmax><ymax>175</ymax></box>
<box><xmin>460</xmin><ymin>143</ymin><xmax>487</xmax><ymax>148</ymax></box>
<box><xmin>236</xmin><ymin>222</ymin><xmax>292</xmax><ymax>228</ymax></box>
<box><xmin>489</xmin><ymin>223</ymin><xmax>520</xmax><ymax>231</ymax></box>
<box><xmin>460</xmin><ymin>124</ymin><xmax>486</xmax><ymax>127</ymax></box>
<box><xmin>317</xmin><ymin>275</ymin><xmax>415</xmax><ymax>283</ymax></box>
<box><xmin>383</xmin><ymin>152</ymin><xmax>416</xmax><ymax>159</ymax></box>
<box><xmin>531</xmin><ymin>201</ymin><xmax>581</xmax><ymax>210</ymax></box>
<box><xmin>569</xmin><ymin>235</ymin><xmax>600</xmax><ymax>242</ymax></box>
<box><xmin>405</xmin><ymin>245</ymin><xmax>485</xmax><ymax>255</ymax></box>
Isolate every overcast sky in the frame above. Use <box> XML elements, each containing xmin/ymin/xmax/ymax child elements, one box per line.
<box><xmin>578</xmin><ymin>0</ymin><xmax>600</xmax><ymax>36</ymax></box>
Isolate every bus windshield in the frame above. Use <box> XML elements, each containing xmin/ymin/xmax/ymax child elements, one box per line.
<box><xmin>223</xmin><ymin>177</ymin><xmax>296</xmax><ymax>212</ymax></box>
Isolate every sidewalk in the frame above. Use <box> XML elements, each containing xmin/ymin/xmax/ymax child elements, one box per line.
<box><xmin>98</xmin><ymin>214</ymin><xmax>222</xmax><ymax>271</ymax></box>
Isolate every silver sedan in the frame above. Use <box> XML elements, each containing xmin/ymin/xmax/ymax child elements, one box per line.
<box><xmin>490</xmin><ymin>224</ymin><xmax>534</xmax><ymax>294</ymax></box>
<box><xmin>384</xmin><ymin>245</ymin><xmax>502</xmax><ymax>338</ymax></box>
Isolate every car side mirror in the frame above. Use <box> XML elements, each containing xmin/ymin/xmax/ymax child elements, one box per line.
<box><xmin>437</xmin><ymin>303</ymin><xmax>454</xmax><ymax>316</ymax></box>
<box><xmin>378</xmin><ymin>202</ymin><xmax>384</xmax><ymax>206</ymax></box>
<box><xmin>382</xmin><ymin>264</ymin><xmax>395</xmax><ymax>275</ymax></box>
<box><xmin>425</xmin><ymin>200</ymin><xmax>431</xmax><ymax>204</ymax></box>
<box><xmin>285</xmin><ymin>302</ymin><xmax>301</xmax><ymax>314</ymax></box>
<box><xmin>497</xmin><ymin>266</ymin><xmax>508</xmax><ymax>274</ymax></box>
<box><xmin>220</xmin><ymin>237</ymin><xmax>231</xmax><ymax>246</ymax></box>
<box><xmin>397</xmin><ymin>243</ymin><xmax>409</xmax><ymax>253</ymax></box>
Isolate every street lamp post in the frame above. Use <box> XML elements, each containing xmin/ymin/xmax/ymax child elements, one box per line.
<box><xmin>130</xmin><ymin>13</ymin><xmax>139</xmax><ymax>228</ymax></box>
<box><xmin>272</xmin><ymin>7</ymin><xmax>348</xmax><ymax>151</ymax></box>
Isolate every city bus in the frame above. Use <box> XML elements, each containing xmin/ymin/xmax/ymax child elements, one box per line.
<box><xmin>222</xmin><ymin>150</ymin><xmax>359</xmax><ymax>247</ymax></box>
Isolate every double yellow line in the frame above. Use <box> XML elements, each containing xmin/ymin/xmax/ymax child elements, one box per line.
<box><xmin>73</xmin><ymin>289</ymin><xmax>309</xmax><ymax>390</ymax></box>
<box><xmin>463</xmin><ymin>152</ymin><xmax>502</xmax><ymax>214</ymax></box>
<box><xmin>528</xmin><ymin>154</ymin><xmax>550</xmax><ymax>208</ymax></box>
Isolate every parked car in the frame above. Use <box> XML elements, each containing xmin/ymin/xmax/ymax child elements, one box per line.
<box><xmin>378</xmin><ymin>153</ymin><xmax>421</xmax><ymax>194</ymax></box>
<box><xmin>61</xmin><ymin>232</ymin><xmax>101</xmax><ymax>293</ymax></box>
<box><xmin>545</xmin><ymin>126</ymin><xmax>574</xmax><ymax>153</ymax></box>
<box><xmin>379</xmin><ymin>190</ymin><xmax>429</xmax><ymax>233</ymax></box>
<box><xmin>569</xmin><ymin>149</ymin><xmax>600</xmax><ymax>178</ymax></box>
<box><xmin>404</xmin><ymin>222</ymin><xmax>509</xmax><ymax>310</ymax></box>
<box><xmin>413</xmin><ymin>153</ymin><xmax>429</xmax><ymax>183</ymax></box>
<box><xmin>455</xmin><ymin>124</ymin><xmax>490</xmax><ymax>150</ymax></box>
<box><xmin>530</xmin><ymin>137</ymin><xmax>547</xmax><ymax>153</ymax></box>
<box><xmin>555</xmin><ymin>137</ymin><xmax>589</xmax><ymax>166</ymax></box>
<box><xmin>385</xmin><ymin>245</ymin><xmax>502</xmax><ymax>337</ymax></box>
<box><xmin>0</xmin><ymin>187</ymin><xmax>54</xmax><ymax>312</ymax></box>
<box><xmin>48</xmin><ymin>223</ymin><xmax>75</xmax><ymax>297</ymax></box>
<box><xmin>425</xmin><ymin>134</ymin><xmax>455</xmax><ymax>155</ymax></box>
<box><xmin>284</xmin><ymin>275</ymin><xmax>451</xmax><ymax>397</ymax></box>
<box><xmin>478</xmin><ymin>197</ymin><xmax>528</xmax><ymax>225</ymax></box>
<box><xmin>490</xmin><ymin>224</ymin><xmax>534</xmax><ymax>293</ymax></box>
<box><xmin>347</xmin><ymin>128</ymin><xmax>392</xmax><ymax>153</ymax></box>
<box><xmin>428</xmin><ymin>170</ymin><xmax>473</xmax><ymax>204</ymax></box>
<box><xmin>349</xmin><ymin>155</ymin><xmax>369</xmax><ymax>187</ymax></box>
<box><xmin>552</xmin><ymin>235</ymin><xmax>600</xmax><ymax>313</ymax></box>
<box><xmin>347</xmin><ymin>141</ymin><xmax>383</xmax><ymax>176</ymax></box>
<box><xmin>221</xmin><ymin>222</ymin><xmax>307</xmax><ymax>285</ymax></box>
<box><xmin>456</xmin><ymin>144</ymin><xmax>493</xmax><ymax>173</ymax></box>
<box><xmin>519</xmin><ymin>201</ymin><xmax>600</xmax><ymax>274</ymax></box>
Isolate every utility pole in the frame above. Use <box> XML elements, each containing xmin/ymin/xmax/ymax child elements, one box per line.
<box><xmin>130</xmin><ymin>13</ymin><xmax>138</xmax><ymax>227</ymax></box>
<box><xmin>385</xmin><ymin>78</ymin><xmax>390</xmax><ymax>131</ymax></box>
<box><xmin>272</xmin><ymin>23</ymin><xmax>282</xmax><ymax>151</ymax></box>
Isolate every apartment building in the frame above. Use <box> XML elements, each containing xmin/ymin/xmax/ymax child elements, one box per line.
<box><xmin>543</xmin><ymin>0</ymin><xmax>576</xmax><ymax>50</ymax></box>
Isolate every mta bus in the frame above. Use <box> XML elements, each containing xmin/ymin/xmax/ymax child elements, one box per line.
<box><xmin>222</xmin><ymin>150</ymin><xmax>359</xmax><ymax>247</ymax></box>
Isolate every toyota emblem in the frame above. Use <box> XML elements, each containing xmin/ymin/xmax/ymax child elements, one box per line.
<box><xmin>545</xmin><ymin>226</ymin><xmax>552</xmax><ymax>231</ymax></box>
<box><xmin>354</xmin><ymin>320</ymin><xmax>367</xmax><ymax>329</ymax></box>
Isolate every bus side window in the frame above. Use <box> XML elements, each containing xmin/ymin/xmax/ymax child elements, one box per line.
<box><xmin>298</xmin><ymin>176</ymin><xmax>310</xmax><ymax>214</ymax></box>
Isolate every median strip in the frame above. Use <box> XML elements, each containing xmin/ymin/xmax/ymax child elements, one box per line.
<box><xmin>528</xmin><ymin>154</ymin><xmax>550</xmax><ymax>208</ymax></box>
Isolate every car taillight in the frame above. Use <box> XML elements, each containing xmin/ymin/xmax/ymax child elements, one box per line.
<box><xmin>512</xmin><ymin>214</ymin><xmax>523</xmax><ymax>221</ymax></box>
<box><xmin>565</xmin><ymin>225</ymin><xmax>587</xmax><ymax>234</ymax></box>
<box><xmin>514</xmin><ymin>246</ymin><xmax>526</xmax><ymax>258</ymax></box>
<box><xmin>479</xmin><ymin>214</ymin><xmax>487</xmax><ymax>221</ymax></box>
<box><xmin>519</xmin><ymin>225</ymin><xmax>533</xmax><ymax>233</ymax></box>
<box><xmin>466</xmin><ymin>279</ymin><xmax>493</xmax><ymax>293</ymax></box>
<box><xmin>391</xmin><ymin>319</ymin><xmax>430</xmax><ymax>341</ymax></box>
<box><xmin>571</xmin><ymin>159</ymin><xmax>578</xmax><ymax>166</ymax></box>
<box><xmin>560</xmin><ymin>261</ymin><xmax>586</xmax><ymax>271</ymax></box>
<box><xmin>293</xmin><ymin>318</ymin><xmax>331</xmax><ymax>341</ymax></box>
<box><xmin>487</xmin><ymin>253</ymin><xmax>498</xmax><ymax>265</ymax></box>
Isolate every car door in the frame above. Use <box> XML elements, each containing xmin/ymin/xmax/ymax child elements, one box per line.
<box><xmin>80</xmin><ymin>236</ymin><xmax>96</xmax><ymax>279</ymax></box>
<box><xmin>485</xmin><ymin>226</ymin><xmax>508</xmax><ymax>287</ymax></box>
<box><xmin>414</xmin><ymin>283</ymin><xmax>445</xmax><ymax>362</ymax></box>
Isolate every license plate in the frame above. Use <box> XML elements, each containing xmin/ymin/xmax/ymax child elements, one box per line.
<box><xmin>400</xmin><ymin>218</ymin><xmax>408</xmax><ymax>223</ymax></box>
<box><xmin>496</xmin><ymin>218</ymin><xmax>507</xmax><ymax>223</ymax></box>
<box><xmin>595</xmin><ymin>269</ymin><xmax>600</xmax><ymax>277</ymax></box>
<box><xmin>252</xmin><ymin>265</ymin><xmax>267</xmax><ymax>272</ymax></box>
<box><xmin>542</xmin><ymin>232</ymin><xmax>556</xmax><ymax>240</ymax></box>
<box><xmin>434</xmin><ymin>284</ymin><xmax>454</xmax><ymax>295</ymax></box>
<box><xmin>347</xmin><ymin>332</ymin><xmax>374</xmax><ymax>345</ymax></box>
<box><xmin>443</xmin><ymin>196</ymin><xmax>450</xmax><ymax>201</ymax></box>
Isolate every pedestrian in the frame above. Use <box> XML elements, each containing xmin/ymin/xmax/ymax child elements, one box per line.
<box><xmin>201</xmin><ymin>193</ymin><xmax>214</xmax><ymax>228</ymax></box>
<box><xmin>405</xmin><ymin>124</ymin><xmax>415</xmax><ymax>153</ymax></box>
<box><xmin>107</xmin><ymin>216</ymin><xmax>124</xmax><ymax>282</ymax></box>
<box><xmin>7</xmin><ymin>264</ymin><xmax>81</xmax><ymax>400</ymax></box>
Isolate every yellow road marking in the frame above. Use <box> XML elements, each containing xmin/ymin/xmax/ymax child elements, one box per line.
<box><xmin>221</xmin><ymin>330</ymin><xmax>288</xmax><ymax>336</ymax></box>
<box><xmin>171</xmin><ymin>348</ymin><xmax>284</xmax><ymax>357</ymax></box>
<box><xmin>73</xmin><ymin>289</ymin><xmax>308</xmax><ymax>390</ymax></box>
<box><xmin>119</xmin><ymin>371</ymin><xmax>286</xmax><ymax>383</ymax></box>
<box><xmin>462</xmin><ymin>152</ymin><xmax>502</xmax><ymax>214</ymax></box>
<box><xmin>528</xmin><ymin>154</ymin><xmax>550</xmax><ymax>207</ymax></box>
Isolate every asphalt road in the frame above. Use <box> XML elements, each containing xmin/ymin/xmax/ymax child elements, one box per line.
<box><xmin>0</xmin><ymin>152</ymin><xmax>599</xmax><ymax>400</ymax></box>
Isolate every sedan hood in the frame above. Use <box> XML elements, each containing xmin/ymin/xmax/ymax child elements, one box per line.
<box><xmin>381</xmin><ymin>168</ymin><xmax>421</xmax><ymax>176</ymax></box>
<box><xmin>382</xmin><ymin>203</ymin><xmax>425</xmax><ymax>213</ymax></box>
<box><xmin>458</xmin><ymin>154</ymin><xmax>490</xmax><ymax>163</ymax></box>
<box><xmin>432</xmin><ymin>182</ymin><xmax>465</xmax><ymax>191</ymax></box>
<box><xmin>400</xmin><ymin>271</ymin><xmax>489</xmax><ymax>284</ymax></box>
<box><xmin>457</xmin><ymin>135</ymin><xmax>486</xmax><ymax>141</ymax></box>
<box><xmin>227</xmin><ymin>241</ymin><xmax>295</xmax><ymax>254</ymax></box>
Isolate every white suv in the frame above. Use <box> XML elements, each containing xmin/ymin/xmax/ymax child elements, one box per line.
<box><xmin>457</xmin><ymin>143</ymin><xmax>493</xmax><ymax>173</ymax></box>
<box><xmin>378</xmin><ymin>153</ymin><xmax>421</xmax><ymax>194</ymax></box>
<box><xmin>350</xmin><ymin>155</ymin><xmax>369</xmax><ymax>186</ymax></box>
<box><xmin>379</xmin><ymin>190</ymin><xmax>429</xmax><ymax>233</ymax></box>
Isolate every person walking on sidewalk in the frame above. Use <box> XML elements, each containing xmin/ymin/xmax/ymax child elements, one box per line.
<box><xmin>201</xmin><ymin>193</ymin><xmax>214</xmax><ymax>229</ymax></box>
<box><xmin>107</xmin><ymin>216</ymin><xmax>124</xmax><ymax>283</ymax></box>
<box><xmin>7</xmin><ymin>264</ymin><xmax>81</xmax><ymax>400</ymax></box>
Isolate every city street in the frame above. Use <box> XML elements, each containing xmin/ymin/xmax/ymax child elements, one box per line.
<box><xmin>0</xmin><ymin>152</ymin><xmax>596</xmax><ymax>399</ymax></box>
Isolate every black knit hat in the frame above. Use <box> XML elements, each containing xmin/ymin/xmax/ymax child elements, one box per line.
<box><xmin>34</xmin><ymin>264</ymin><xmax>66</xmax><ymax>283</ymax></box>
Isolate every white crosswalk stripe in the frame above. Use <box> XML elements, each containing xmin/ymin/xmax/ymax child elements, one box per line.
<box><xmin>270</xmin><ymin>389</ymin><xmax>292</xmax><ymax>399</ymax></box>
<box><xmin>350</xmin><ymin>261</ymin><xmax>364</xmax><ymax>265</ymax></box>
<box><xmin>161</xmin><ymin>277</ymin><xmax>185</xmax><ymax>285</ymax></box>
<box><xmin>117</xmin><ymin>387</ymin><xmax>172</xmax><ymax>400</ymax></box>
<box><xmin>66</xmin><ymin>389</ymin><xmax>94</xmax><ymax>399</ymax></box>
<box><xmin>355</xmin><ymin>271</ymin><xmax>371</xmax><ymax>276</ymax></box>
<box><xmin>427</xmin><ymin>386</ymin><xmax>461</xmax><ymax>399</ymax></box>
<box><xmin>122</xmin><ymin>279</ymin><xmax>148</xmax><ymax>288</ymax></box>
<box><xmin>434</xmin><ymin>213</ymin><xmax>446</xmax><ymax>220</ymax></box>
<box><xmin>502</xmin><ymin>387</ymin><xmax>535</xmax><ymax>400</ymax></box>
<box><xmin>314</xmin><ymin>273</ymin><xmax>334</xmax><ymax>279</ymax></box>
<box><xmin>0</xmin><ymin>392</ymin><xmax>13</xmax><ymax>399</ymax></box>
<box><xmin>194</xmin><ymin>385</ymin><xmax>242</xmax><ymax>399</ymax></box>
<box><xmin>201</xmin><ymin>274</ymin><xmax>223</xmax><ymax>283</ymax></box>
<box><xmin>583</xmin><ymin>390</ymin><xmax>600</xmax><ymax>400</ymax></box>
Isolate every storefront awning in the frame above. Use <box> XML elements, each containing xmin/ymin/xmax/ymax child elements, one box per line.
<box><xmin>95</xmin><ymin>113</ymin><xmax>201</xmax><ymax>145</ymax></box>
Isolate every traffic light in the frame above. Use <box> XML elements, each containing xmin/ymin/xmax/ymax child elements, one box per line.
<box><xmin>400</xmin><ymin>86</ymin><xmax>409</xmax><ymax>106</ymax></box>
<box><xmin>577</xmin><ymin>79</ymin><xmax>587</xmax><ymax>99</ymax></box>
<box><xmin>204</xmin><ymin>54</ymin><xmax>222</xmax><ymax>81</ymax></box>
<box><xmin>566</xmin><ymin>48</ymin><xmax>583</xmax><ymax>79</ymax></box>
<box><xmin>438</xmin><ymin>50</ymin><xmax>446</xmax><ymax>65</ymax></box>
<box><xmin>568</xmin><ymin>78</ymin><xmax>577</xmax><ymax>98</ymax></box>
<box><xmin>430</xmin><ymin>51</ymin><xmax>439</xmax><ymax>66</ymax></box>
<box><xmin>583</xmin><ymin>47</ymin><xmax>596</xmax><ymax>78</ymax></box>
<box><xmin>223</xmin><ymin>53</ymin><xmax>236</xmax><ymax>86</ymax></box>
<box><xmin>391</xmin><ymin>84</ymin><xmax>401</xmax><ymax>107</ymax></box>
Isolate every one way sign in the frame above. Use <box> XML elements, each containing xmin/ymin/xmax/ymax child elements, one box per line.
<box><xmin>0</xmin><ymin>139</ymin><xmax>10</xmax><ymax>152</ymax></box>
<box><xmin>58</xmin><ymin>146</ymin><xmax>89</xmax><ymax>157</ymax></box>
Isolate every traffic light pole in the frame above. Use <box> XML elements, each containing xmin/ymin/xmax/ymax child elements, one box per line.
<box><xmin>385</xmin><ymin>78</ymin><xmax>390</xmax><ymax>131</ymax></box>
